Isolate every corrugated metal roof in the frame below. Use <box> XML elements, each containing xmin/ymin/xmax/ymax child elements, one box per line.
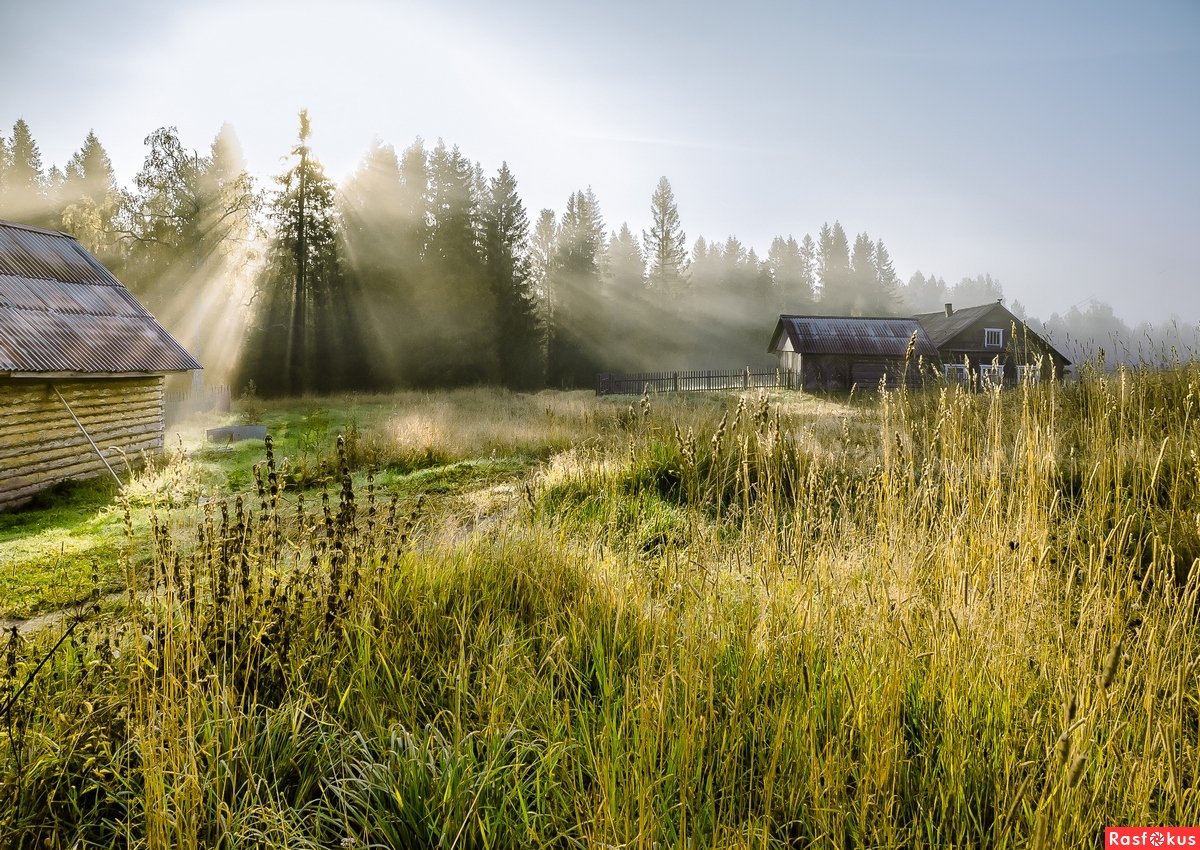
<box><xmin>912</xmin><ymin>302</ymin><xmax>1001</xmax><ymax>346</ymax></box>
<box><xmin>0</xmin><ymin>220</ymin><xmax>201</xmax><ymax>374</ymax></box>
<box><xmin>769</xmin><ymin>315</ymin><xmax>938</xmax><ymax>358</ymax></box>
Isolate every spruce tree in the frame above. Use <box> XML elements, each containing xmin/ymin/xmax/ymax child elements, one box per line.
<box><xmin>818</xmin><ymin>221</ymin><xmax>851</xmax><ymax>313</ymax></box>
<box><xmin>2</xmin><ymin>119</ymin><xmax>47</xmax><ymax>225</ymax></box>
<box><xmin>849</xmin><ymin>231</ymin><xmax>877</xmax><ymax>315</ymax></box>
<box><xmin>242</xmin><ymin>110</ymin><xmax>344</xmax><ymax>395</ymax></box>
<box><xmin>58</xmin><ymin>131</ymin><xmax>123</xmax><ymax>268</ymax></box>
<box><xmin>421</xmin><ymin>140</ymin><xmax>495</xmax><ymax>385</ymax></box>
<box><xmin>547</xmin><ymin>189</ymin><xmax>606</xmax><ymax>387</ymax></box>
<box><xmin>339</xmin><ymin>142</ymin><xmax>413</xmax><ymax>389</ymax></box>
<box><xmin>873</xmin><ymin>239</ymin><xmax>900</xmax><ymax>313</ymax></box>
<box><xmin>482</xmin><ymin>162</ymin><xmax>543</xmax><ymax>389</ymax></box>
<box><xmin>604</xmin><ymin>222</ymin><xmax>648</xmax><ymax>370</ymax></box>
<box><xmin>643</xmin><ymin>176</ymin><xmax>689</xmax><ymax>295</ymax></box>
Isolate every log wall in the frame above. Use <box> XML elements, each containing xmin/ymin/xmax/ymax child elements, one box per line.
<box><xmin>0</xmin><ymin>376</ymin><xmax>165</xmax><ymax>511</ymax></box>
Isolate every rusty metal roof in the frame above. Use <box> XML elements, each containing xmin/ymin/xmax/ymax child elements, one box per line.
<box><xmin>0</xmin><ymin>220</ymin><xmax>201</xmax><ymax>374</ymax></box>
<box><xmin>769</xmin><ymin>315</ymin><xmax>938</xmax><ymax>358</ymax></box>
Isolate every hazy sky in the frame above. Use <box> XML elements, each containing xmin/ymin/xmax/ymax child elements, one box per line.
<box><xmin>2</xmin><ymin>0</ymin><xmax>1197</xmax><ymax>323</ymax></box>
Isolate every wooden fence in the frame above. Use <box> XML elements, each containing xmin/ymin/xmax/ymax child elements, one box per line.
<box><xmin>596</xmin><ymin>368</ymin><xmax>787</xmax><ymax>396</ymax></box>
<box><xmin>165</xmin><ymin>383</ymin><xmax>231</xmax><ymax>423</ymax></box>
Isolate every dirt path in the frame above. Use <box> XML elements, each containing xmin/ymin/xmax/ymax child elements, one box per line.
<box><xmin>0</xmin><ymin>590</ymin><xmax>129</xmax><ymax>636</ymax></box>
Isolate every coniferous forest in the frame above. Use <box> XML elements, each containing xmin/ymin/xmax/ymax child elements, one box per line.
<box><xmin>0</xmin><ymin>113</ymin><xmax>1195</xmax><ymax>394</ymax></box>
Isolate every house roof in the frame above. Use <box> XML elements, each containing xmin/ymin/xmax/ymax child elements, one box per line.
<box><xmin>768</xmin><ymin>315</ymin><xmax>939</xmax><ymax>358</ymax></box>
<box><xmin>0</xmin><ymin>220</ymin><xmax>200</xmax><ymax>375</ymax></box>
<box><xmin>912</xmin><ymin>302</ymin><xmax>1007</xmax><ymax>347</ymax></box>
<box><xmin>914</xmin><ymin>301</ymin><xmax>1071</xmax><ymax>364</ymax></box>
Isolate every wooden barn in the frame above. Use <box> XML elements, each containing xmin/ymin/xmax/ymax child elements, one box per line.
<box><xmin>0</xmin><ymin>220</ymin><xmax>200</xmax><ymax>510</ymax></box>
<box><xmin>767</xmin><ymin>315</ymin><xmax>939</xmax><ymax>391</ymax></box>
<box><xmin>914</xmin><ymin>301</ymin><xmax>1070</xmax><ymax>384</ymax></box>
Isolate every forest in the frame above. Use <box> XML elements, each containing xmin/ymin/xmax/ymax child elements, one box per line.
<box><xmin>0</xmin><ymin>113</ymin><xmax>1195</xmax><ymax>394</ymax></box>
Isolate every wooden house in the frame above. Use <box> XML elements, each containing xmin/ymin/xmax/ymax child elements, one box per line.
<box><xmin>0</xmin><ymin>220</ymin><xmax>200</xmax><ymax>510</ymax></box>
<box><xmin>767</xmin><ymin>315</ymin><xmax>939</xmax><ymax>391</ymax></box>
<box><xmin>914</xmin><ymin>301</ymin><xmax>1070</xmax><ymax>384</ymax></box>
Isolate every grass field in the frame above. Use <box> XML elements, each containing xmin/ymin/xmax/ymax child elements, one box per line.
<box><xmin>1</xmin><ymin>370</ymin><xmax>1198</xmax><ymax>848</ymax></box>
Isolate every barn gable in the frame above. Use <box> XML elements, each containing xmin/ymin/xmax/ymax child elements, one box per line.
<box><xmin>0</xmin><ymin>219</ymin><xmax>200</xmax><ymax>510</ymax></box>
<box><xmin>914</xmin><ymin>301</ymin><xmax>1070</xmax><ymax>381</ymax></box>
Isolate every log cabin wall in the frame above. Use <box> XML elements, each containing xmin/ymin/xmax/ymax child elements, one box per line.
<box><xmin>0</xmin><ymin>376</ymin><xmax>165</xmax><ymax>510</ymax></box>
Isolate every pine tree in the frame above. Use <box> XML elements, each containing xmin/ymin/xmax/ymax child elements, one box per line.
<box><xmin>421</xmin><ymin>140</ymin><xmax>495</xmax><ymax>385</ymax></box>
<box><xmin>339</xmin><ymin>141</ymin><xmax>413</xmax><ymax>389</ymax></box>
<box><xmin>767</xmin><ymin>235</ymin><xmax>814</xmax><ymax>312</ymax></box>
<box><xmin>242</xmin><ymin>110</ymin><xmax>344</xmax><ymax>395</ymax></box>
<box><xmin>643</xmin><ymin>176</ymin><xmax>689</xmax><ymax>295</ymax></box>
<box><xmin>873</xmin><ymin>239</ymin><xmax>900</xmax><ymax>313</ymax></box>
<box><xmin>58</xmin><ymin>131</ymin><xmax>123</xmax><ymax>268</ymax></box>
<box><xmin>604</xmin><ymin>222</ymin><xmax>648</xmax><ymax>369</ymax></box>
<box><xmin>530</xmin><ymin>209</ymin><xmax>557</xmax><ymax>332</ymax></box>
<box><xmin>816</xmin><ymin>221</ymin><xmax>851</xmax><ymax>313</ymax></box>
<box><xmin>482</xmin><ymin>162</ymin><xmax>543</xmax><ymax>389</ymax></box>
<box><xmin>2</xmin><ymin>119</ymin><xmax>48</xmax><ymax>225</ymax></box>
<box><xmin>547</xmin><ymin>189</ymin><xmax>606</xmax><ymax>387</ymax></box>
<box><xmin>849</xmin><ymin>232</ymin><xmax>877</xmax><ymax>315</ymax></box>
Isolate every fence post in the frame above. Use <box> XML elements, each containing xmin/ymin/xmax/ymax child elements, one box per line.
<box><xmin>673</xmin><ymin>371</ymin><xmax>679</xmax><ymax>392</ymax></box>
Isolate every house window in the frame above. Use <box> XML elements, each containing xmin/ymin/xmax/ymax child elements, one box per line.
<box><xmin>984</xmin><ymin>328</ymin><xmax>1003</xmax><ymax>348</ymax></box>
<box><xmin>943</xmin><ymin>363</ymin><xmax>969</xmax><ymax>384</ymax></box>
<box><xmin>1016</xmin><ymin>364</ymin><xmax>1040</xmax><ymax>384</ymax></box>
<box><xmin>979</xmin><ymin>363</ymin><xmax>1004</xmax><ymax>386</ymax></box>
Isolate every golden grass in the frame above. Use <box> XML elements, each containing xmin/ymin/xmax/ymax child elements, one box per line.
<box><xmin>2</xmin><ymin>367</ymin><xmax>1199</xmax><ymax>847</ymax></box>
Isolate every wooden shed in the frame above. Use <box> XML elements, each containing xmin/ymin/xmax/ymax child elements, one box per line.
<box><xmin>767</xmin><ymin>315</ymin><xmax>939</xmax><ymax>391</ymax></box>
<box><xmin>0</xmin><ymin>220</ymin><xmax>200</xmax><ymax>510</ymax></box>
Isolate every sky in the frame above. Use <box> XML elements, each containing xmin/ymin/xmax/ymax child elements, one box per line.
<box><xmin>1</xmin><ymin>0</ymin><xmax>1198</xmax><ymax>324</ymax></box>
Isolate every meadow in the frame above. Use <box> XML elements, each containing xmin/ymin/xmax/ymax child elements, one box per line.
<box><xmin>1</xmin><ymin>368</ymin><xmax>1198</xmax><ymax>848</ymax></box>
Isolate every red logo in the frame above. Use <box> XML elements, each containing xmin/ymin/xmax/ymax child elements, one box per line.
<box><xmin>1106</xmin><ymin>828</ymin><xmax>1200</xmax><ymax>847</ymax></box>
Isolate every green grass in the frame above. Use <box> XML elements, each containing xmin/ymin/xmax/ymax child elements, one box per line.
<box><xmin>2</xmin><ymin>372</ymin><xmax>1198</xmax><ymax>847</ymax></box>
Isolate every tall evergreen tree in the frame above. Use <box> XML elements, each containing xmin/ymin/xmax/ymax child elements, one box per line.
<box><xmin>643</xmin><ymin>176</ymin><xmax>689</xmax><ymax>295</ymax></box>
<box><xmin>482</xmin><ymin>162</ymin><xmax>543</xmax><ymax>389</ymax></box>
<box><xmin>339</xmin><ymin>142</ymin><xmax>413</xmax><ymax>389</ymax></box>
<box><xmin>530</xmin><ymin>208</ymin><xmax>557</xmax><ymax>334</ymax></box>
<box><xmin>420</xmin><ymin>140</ymin><xmax>495</xmax><ymax>385</ymax></box>
<box><xmin>848</xmin><ymin>232</ymin><xmax>877</xmax><ymax>315</ymax></box>
<box><xmin>873</xmin><ymin>239</ymin><xmax>900</xmax><ymax>312</ymax></box>
<box><xmin>58</xmin><ymin>131</ymin><xmax>123</xmax><ymax>268</ymax></box>
<box><xmin>817</xmin><ymin>221</ymin><xmax>851</xmax><ymax>313</ymax></box>
<box><xmin>2</xmin><ymin>119</ymin><xmax>48</xmax><ymax>225</ymax></box>
<box><xmin>768</xmin><ymin>234</ymin><xmax>814</xmax><ymax>312</ymax></box>
<box><xmin>547</xmin><ymin>189</ymin><xmax>606</xmax><ymax>387</ymax></box>
<box><xmin>604</xmin><ymin>222</ymin><xmax>648</xmax><ymax>370</ymax></box>
<box><xmin>242</xmin><ymin>110</ymin><xmax>344</xmax><ymax>395</ymax></box>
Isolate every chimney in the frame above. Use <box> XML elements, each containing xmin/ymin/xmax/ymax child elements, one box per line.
<box><xmin>944</xmin><ymin>303</ymin><xmax>954</xmax><ymax>317</ymax></box>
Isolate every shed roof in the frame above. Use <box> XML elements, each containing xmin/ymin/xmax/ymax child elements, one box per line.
<box><xmin>0</xmin><ymin>220</ymin><xmax>200</xmax><ymax>375</ymax></box>
<box><xmin>768</xmin><ymin>315</ymin><xmax>938</xmax><ymax>358</ymax></box>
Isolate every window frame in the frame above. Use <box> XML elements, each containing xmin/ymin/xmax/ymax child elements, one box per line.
<box><xmin>978</xmin><ymin>362</ymin><xmax>1005</xmax><ymax>386</ymax></box>
<box><xmin>943</xmin><ymin>363</ymin><xmax>969</xmax><ymax>384</ymax></box>
<box><xmin>1016</xmin><ymin>364</ymin><xmax>1040</xmax><ymax>384</ymax></box>
<box><xmin>984</xmin><ymin>327</ymin><xmax>1003</xmax><ymax>348</ymax></box>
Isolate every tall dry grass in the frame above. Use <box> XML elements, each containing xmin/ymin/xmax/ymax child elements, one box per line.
<box><xmin>2</xmin><ymin>366</ymin><xmax>1198</xmax><ymax>848</ymax></box>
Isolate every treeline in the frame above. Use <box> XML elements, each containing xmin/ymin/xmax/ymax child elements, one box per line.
<box><xmin>2</xmin><ymin>115</ymin><xmax>1194</xmax><ymax>392</ymax></box>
